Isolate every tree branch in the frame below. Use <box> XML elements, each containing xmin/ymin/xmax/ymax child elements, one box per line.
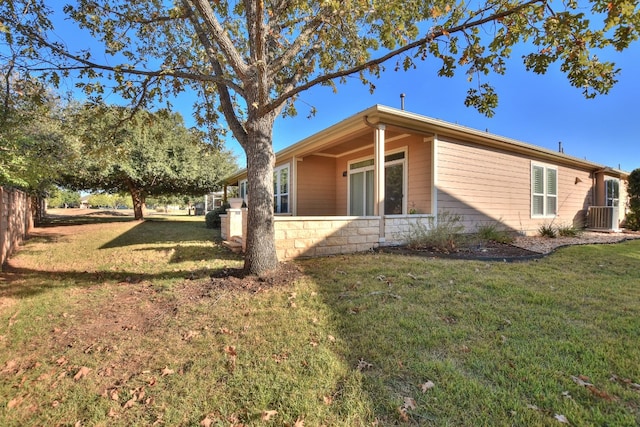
<box><xmin>19</xmin><ymin>24</ymin><xmax>246</xmax><ymax>96</ymax></box>
<box><xmin>269</xmin><ymin>0</ymin><xmax>546</xmax><ymax>112</ymax></box>
<box><xmin>181</xmin><ymin>0</ymin><xmax>248</xmax><ymax>145</ymax></box>
<box><xmin>188</xmin><ymin>0</ymin><xmax>249</xmax><ymax>80</ymax></box>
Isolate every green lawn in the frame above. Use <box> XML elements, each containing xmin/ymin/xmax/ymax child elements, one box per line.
<box><xmin>1</xmin><ymin>214</ymin><xmax>639</xmax><ymax>426</ymax></box>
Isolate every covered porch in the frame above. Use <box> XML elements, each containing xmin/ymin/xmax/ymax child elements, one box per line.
<box><xmin>222</xmin><ymin>111</ymin><xmax>438</xmax><ymax>259</ymax></box>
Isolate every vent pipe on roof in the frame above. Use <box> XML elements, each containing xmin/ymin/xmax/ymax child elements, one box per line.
<box><xmin>400</xmin><ymin>93</ymin><xmax>405</xmax><ymax>110</ymax></box>
<box><xmin>558</xmin><ymin>141</ymin><xmax>564</xmax><ymax>153</ymax></box>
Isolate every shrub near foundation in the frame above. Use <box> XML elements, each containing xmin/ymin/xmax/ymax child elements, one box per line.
<box><xmin>475</xmin><ymin>222</ymin><xmax>515</xmax><ymax>244</ymax></box>
<box><xmin>406</xmin><ymin>211</ymin><xmax>465</xmax><ymax>252</ymax></box>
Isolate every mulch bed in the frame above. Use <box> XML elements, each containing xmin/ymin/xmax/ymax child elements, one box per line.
<box><xmin>378</xmin><ymin>240</ymin><xmax>543</xmax><ymax>261</ymax></box>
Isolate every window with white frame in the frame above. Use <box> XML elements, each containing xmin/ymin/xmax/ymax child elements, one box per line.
<box><xmin>273</xmin><ymin>164</ymin><xmax>289</xmax><ymax>214</ymax></box>
<box><xmin>605</xmin><ymin>179</ymin><xmax>619</xmax><ymax>207</ymax></box>
<box><xmin>239</xmin><ymin>179</ymin><xmax>248</xmax><ymax>201</ymax></box>
<box><xmin>531</xmin><ymin>163</ymin><xmax>558</xmax><ymax>217</ymax></box>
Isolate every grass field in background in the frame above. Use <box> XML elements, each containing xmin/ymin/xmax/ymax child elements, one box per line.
<box><xmin>0</xmin><ymin>212</ymin><xmax>638</xmax><ymax>426</ymax></box>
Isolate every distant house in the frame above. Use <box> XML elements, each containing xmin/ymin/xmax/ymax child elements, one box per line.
<box><xmin>79</xmin><ymin>195</ymin><xmax>90</xmax><ymax>209</ymax></box>
<box><xmin>222</xmin><ymin>105</ymin><xmax>628</xmax><ymax>259</ymax></box>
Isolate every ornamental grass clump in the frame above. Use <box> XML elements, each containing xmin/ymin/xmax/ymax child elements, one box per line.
<box><xmin>475</xmin><ymin>221</ymin><xmax>515</xmax><ymax>244</ymax></box>
<box><xmin>406</xmin><ymin>211</ymin><xmax>465</xmax><ymax>252</ymax></box>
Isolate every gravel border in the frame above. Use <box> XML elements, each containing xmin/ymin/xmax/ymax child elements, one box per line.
<box><xmin>511</xmin><ymin>231</ymin><xmax>640</xmax><ymax>255</ymax></box>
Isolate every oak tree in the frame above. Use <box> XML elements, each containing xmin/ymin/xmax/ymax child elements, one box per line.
<box><xmin>62</xmin><ymin>105</ymin><xmax>237</xmax><ymax>220</ymax></box>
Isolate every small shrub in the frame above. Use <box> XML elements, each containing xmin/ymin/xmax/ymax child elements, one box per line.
<box><xmin>538</xmin><ymin>223</ymin><xmax>557</xmax><ymax>238</ymax></box>
<box><xmin>406</xmin><ymin>211</ymin><xmax>465</xmax><ymax>252</ymax></box>
<box><xmin>475</xmin><ymin>222</ymin><xmax>514</xmax><ymax>244</ymax></box>
<box><xmin>557</xmin><ymin>224</ymin><xmax>582</xmax><ymax>237</ymax></box>
<box><xmin>625</xmin><ymin>211</ymin><xmax>640</xmax><ymax>231</ymax></box>
<box><xmin>205</xmin><ymin>203</ymin><xmax>230</xmax><ymax>229</ymax></box>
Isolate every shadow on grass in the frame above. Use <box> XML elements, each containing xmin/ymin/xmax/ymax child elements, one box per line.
<box><xmin>0</xmin><ymin>262</ymin><xmax>239</xmax><ymax>300</ymax></box>
<box><xmin>1</xmin><ymin>212</ymin><xmax>242</xmax><ymax>299</ymax></box>
<box><xmin>40</xmin><ymin>212</ymin><xmax>138</xmax><ymax>227</ymax></box>
<box><xmin>99</xmin><ymin>220</ymin><xmax>215</xmax><ymax>249</ymax></box>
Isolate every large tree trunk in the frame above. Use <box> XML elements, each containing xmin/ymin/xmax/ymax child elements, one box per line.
<box><xmin>127</xmin><ymin>180</ymin><xmax>145</xmax><ymax>220</ymax></box>
<box><xmin>243</xmin><ymin>114</ymin><xmax>279</xmax><ymax>275</ymax></box>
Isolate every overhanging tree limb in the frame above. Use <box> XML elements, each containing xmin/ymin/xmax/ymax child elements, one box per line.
<box><xmin>271</xmin><ymin>0</ymin><xmax>546</xmax><ymax>112</ymax></box>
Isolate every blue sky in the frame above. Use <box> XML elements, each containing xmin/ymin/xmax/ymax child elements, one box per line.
<box><xmin>44</xmin><ymin>7</ymin><xmax>639</xmax><ymax>173</ymax></box>
<box><xmin>265</xmin><ymin>43</ymin><xmax>640</xmax><ymax>173</ymax></box>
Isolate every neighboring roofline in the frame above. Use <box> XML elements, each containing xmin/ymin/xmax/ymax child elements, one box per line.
<box><xmin>224</xmin><ymin>104</ymin><xmax>628</xmax><ymax>184</ymax></box>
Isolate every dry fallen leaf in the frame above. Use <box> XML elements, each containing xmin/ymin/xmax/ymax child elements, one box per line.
<box><xmin>571</xmin><ymin>375</ymin><xmax>593</xmax><ymax>387</ymax></box>
<box><xmin>403</xmin><ymin>396</ymin><xmax>417</xmax><ymax>410</ymax></box>
<box><xmin>161</xmin><ymin>367</ymin><xmax>175</xmax><ymax>377</ymax></box>
<box><xmin>421</xmin><ymin>380</ymin><xmax>435</xmax><ymax>392</ymax></box>
<box><xmin>183</xmin><ymin>330</ymin><xmax>199</xmax><ymax>341</ymax></box>
<box><xmin>1</xmin><ymin>359</ymin><xmax>18</xmax><ymax>374</ymax></box>
<box><xmin>261</xmin><ymin>410</ymin><xmax>278</xmax><ymax>421</ymax></box>
<box><xmin>327</xmin><ymin>335</ymin><xmax>336</xmax><ymax>342</ymax></box>
<box><xmin>123</xmin><ymin>397</ymin><xmax>136</xmax><ymax>409</ymax></box>
<box><xmin>74</xmin><ymin>366</ymin><xmax>91</xmax><ymax>381</ymax></box>
<box><xmin>224</xmin><ymin>345</ymin><xmax>237</xmax><ymax>357</ymax></box>
<box><xmin>397</xmin><ymin>406</ymin><xmax>409</xmax><ymax>422</ymax></box>
<box><xmin>554</xmin><ymin>414</ymin><xmax>569</xmax><ymax>424</ymax></box>
<box><xmin>7</xmin><ymin>395</ymin><xmax>24</xmax><ymax>409</ymax></box>
<box><xmin>294</xmin><ymin>417</ymin><xmax>304</xmax><ymax>427</ymax></box>
<box><xmin>323</xmin><ymin>395</ymin><xmax>333</xmax><ymax>405</ymax></box>
<box><xmin>200</xmin><ymin>416</ymin><xmax>213</xmax><ymax>427</ymax></box>
<box><xmin>224</xmin><ymin>345</ymin><xmax>237</xmax><ymax>371</ymax></box>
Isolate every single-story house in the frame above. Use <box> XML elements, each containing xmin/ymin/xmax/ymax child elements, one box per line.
<box><xmin>222</xmin><ymin>105</ymin><xmax>628</xmax><ymax>260</ymax></box>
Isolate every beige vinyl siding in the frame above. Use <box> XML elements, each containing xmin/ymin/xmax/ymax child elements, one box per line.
<box><xmin>296</xmin><ymin>155</ymin><xmax>337</xmax><ymax>216</ymax></box>
<box><xmin>335</xmin><ymin>148</ymin><xmax>370</xmax><ymax>215</ymax></box>
<box><xmin>437</xmin><ymin>137</ymin><xmax>593</xmax><ymax>234</ymax></box>
<box><xmin>556</xmin><ymin>166</ymin><xmax>592</xmax><ymax>228</ymax></box>
<box><xmin>404</xmin><ymin>136</ymin><xmax>432</xmax><ymax>214</ymax></box>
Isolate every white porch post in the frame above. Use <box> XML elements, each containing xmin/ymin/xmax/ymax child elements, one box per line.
<box><xmin>374</xmin><ymin>124</ymin><xmax>386</xmax><ymax>242</ymax></box>
<box><xmin>431</xmin><ymin>134</ymin><xmax>438</xmax><ymax>221</ymax></box>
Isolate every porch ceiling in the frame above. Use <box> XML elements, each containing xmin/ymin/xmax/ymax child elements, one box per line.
<box><xmin>301</xmin><ymin>126</ymin><xmax>415</xmax><ymax>158</ymax></box>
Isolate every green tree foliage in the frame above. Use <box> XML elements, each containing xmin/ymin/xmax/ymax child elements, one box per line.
<box><xmin>86</xmin><ymin>193</ymin><xmax>132</xmax><ymax>209</ymax></box>
<box><xmin>625</xmin><ymin>168</ymin><xmax>640</xmax><ymax>230</ymax></box>
<box><xmin>47</xmin><ymin>188</ymin><xmax>81</xmax><ymax>208</ymax></box>
<box><xmin>2</xmin><ymin>0</ymin><xmax>638</xmax><ymax>273</ymax></box>
<box><xmin>62</xmin><ymin>105</ymin><xmax>237</xmax><ymax>219</ymax></box>
<box><xmin>0</xmin><ymin>66</ymin><xmax>75</xmax><ymax>197</ymax></box>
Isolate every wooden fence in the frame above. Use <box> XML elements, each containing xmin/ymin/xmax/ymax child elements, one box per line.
<box><xmin>0</xmin><ymin>187</ymin><xmax>33</xmax><ymax>269</ymax></box>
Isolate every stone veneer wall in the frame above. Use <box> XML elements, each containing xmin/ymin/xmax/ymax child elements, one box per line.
<box><xmin>221</xmin><ymin>210</ymin><xmax>436</xmax><ymax>260</ymax></box>
<box><xmin>384</xmin><ymin>214</ymin><xmax>435</xmax><ymax>245</ymax></box>
<box><xmin>274</xmin><ymin>216</ymin><xmax>381</xmax><ymax>260</ymax></box>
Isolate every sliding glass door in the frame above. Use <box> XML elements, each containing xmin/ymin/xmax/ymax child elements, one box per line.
<box><xmin>348</xmin><ymin>152</ymin><xmax>405</xmax><ymax>216</ymax></box>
